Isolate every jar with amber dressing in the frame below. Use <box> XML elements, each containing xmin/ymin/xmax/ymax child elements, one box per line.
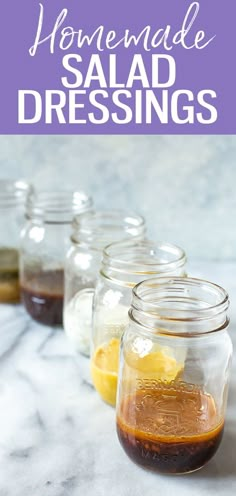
<box><xmin>116</xmin><ymin>277</ymin><xmax>232</xmax><ymax>474</ymax></box>
<box><xmin>0</xmin><ymin>180</ymin><xmax>31</xmax><ymax>303</ymax></box>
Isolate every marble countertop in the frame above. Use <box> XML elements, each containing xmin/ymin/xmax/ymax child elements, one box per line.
<box><xmin>0</xmin><ymin>262</ymin><xmax>235</xmax><ymax>496</ymax></box>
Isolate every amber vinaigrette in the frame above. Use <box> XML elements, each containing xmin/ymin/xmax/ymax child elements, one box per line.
<box><xmin>0</xmin><ymin>248</ymin><xmax>20</xmax><ymax>303</ymax></box>
<box><xmin>115</xmin><ymin>277</ymin><xmax>232</xmax><ymax>474</ymax></box>
<box><xmin>117</xmin><ymin>385</ymin><xmax>223</xmax><ymax>474</ymax></box>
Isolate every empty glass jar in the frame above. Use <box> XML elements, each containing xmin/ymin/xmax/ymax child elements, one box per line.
<box><xmin>20</xmin><ymin>190</ymin><xmax>92</xmax><ymax>326</ymax></box>
<box><xmin>116</xmin><ymin>277</ymin><xmax>232</xmax><ymax>474</ymax></box>
<box><xmin>0</xmin><ymin>180</ymin><xmax>31</xmax><ymax>303</ymax></box>
<box><xmin>91</xmin><ymin>240</ymin><xmax>187</xmax><ymax>406</ymax></box>
<box><xmin>64</xmin><ymin>210</ymin><xmax>146</xmax><ymax>355</ymax></box>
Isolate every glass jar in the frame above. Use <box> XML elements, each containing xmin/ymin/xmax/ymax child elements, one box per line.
<box><xmin>64</xmin><ymin>210</ymin><xmax>146</xmax><ymax>356</ymax></box>
<box><xmin>91</xmin><ymin>240</ymin><xmax>187</xmax><ymax>406</ymax></box>
<box><xmin>20</xmin><ymin>190</ymin><xmax>93</xmax><ymax>326</ymax></box>
<box><xmin>0</xmin><ymin>180</ymin><xmax>31</xmax><ymax>303</ymax></box>
<box><xmin>116</xmin><ymin>277</ymin><xmax>232</xmax><ymax>475</ymax></box>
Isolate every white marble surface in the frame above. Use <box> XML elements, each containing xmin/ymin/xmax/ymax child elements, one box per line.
<box><xmin>0</xmin><ymin>261</ymin><xmax>235</xmax><ymax>496</ymax></box>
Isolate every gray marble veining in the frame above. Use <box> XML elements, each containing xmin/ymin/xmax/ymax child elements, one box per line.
<box><xmin>0</xmin><ymin>261</ymin><xmax>235</xmax><ymax>495</ymax></box>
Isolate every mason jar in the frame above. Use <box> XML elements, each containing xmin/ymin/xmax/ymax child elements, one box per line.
<box><xmin>64</xmin><ymin>210</ymin><xmax>146</xmax><ymax>356</ymax></box>
<box><xmin>91</xmin><ymin>240</ymin><xmax>187</xmax><ymax>406</ymax></box>
<box><xmin>0</xmin><ymin>180</ymin><xmax>31</xmax><ymax>303</ymax></box>
<box><xmin>116</xmin><ymin>277</ymin><xmax>232</xmax><ymax>475</ymax></box>
<box><xmin>20</xmin><ymin>190</ymin><xmax>92</xmax><ymax>326</ymax></box>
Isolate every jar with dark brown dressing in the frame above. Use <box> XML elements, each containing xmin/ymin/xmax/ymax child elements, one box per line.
<box><xmin>117</xmin><ymin>387</ymin><xmax>224</xmax><ymax>474</ymax></box>
<box><xmin>116</xmin><ymin>277</ymin><xmax>232</xmax><ymax>474</ymax></box>
<box><xmin>21</xmin><ymin>269</ymin><xmax>64</xmax><ymax>325</ymax></box>
<box><xmin>20</xmin><ymin>190</ymin><xmax>92</xmax><ymax>326</ymax></box>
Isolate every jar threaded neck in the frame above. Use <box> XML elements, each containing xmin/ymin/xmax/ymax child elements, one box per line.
<box><xmin>71</xmin><ymin>210</ymin><xmax>146</xmax><ymax>249</ymax></box>
<box><xmin>101</xmin><ymin>239</ymin><xmax>187</xmax><ymax>287</ymax></box>
<box><xmin>26</xmin><ymin>190</ymin><xmax>93</xmax><ymax>223</ymax></box>
<box><xmin>131</xmin><ymin>277</ymin><xmax>229</xmax><ymax>336</ymax></box>
<box><xmin>0</xmin><ymin>180</ymin><xmax>31</xmax><ymax>208</ymax></box>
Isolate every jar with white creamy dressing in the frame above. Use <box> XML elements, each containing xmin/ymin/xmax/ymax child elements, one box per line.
<box><xmin>63</xmin><ymin>210</ymin><xmax>146</xmax><ymax>355</ymax></box>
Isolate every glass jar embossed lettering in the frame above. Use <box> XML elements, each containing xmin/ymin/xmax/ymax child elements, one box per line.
<box><xmin>116</xmin><ymin>277</ymin><xmax>232</xmax><ymax>474</ymax></box>
<box><xmin>20</xmin><ymin>190</ymin><xmax>92</xmax><ymax>326</ymax></box>
<box><xmin>64</xmin><ymin>210</ymin><xmax>146</xmax><ymax>356</ymax></box>
<box><xmin>0</xmin><ymin>180</ymin><xmax>31</xmax><ymax>303</ymax></box>
<box><xmin>91</xmin><ymin>240</ymin><xmax>187</xmax><ymax>406</ymax></box>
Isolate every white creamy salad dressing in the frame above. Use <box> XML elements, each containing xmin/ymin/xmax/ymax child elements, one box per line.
<box><xmin>64</xmin><ymin>290</ymin><xmax>129</xmax><ymax>356</ymax></box>
<box><xmin>64</xmin><ymin>290</ymin><xmax>94</xmax><ymax>356</ymax></box>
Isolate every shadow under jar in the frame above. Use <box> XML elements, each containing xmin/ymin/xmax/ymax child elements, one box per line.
<box><xmin>116</xmin><ymin>277</ymin><xmax>232</xmax><ymax>474</ymax></box>
<box><xmin>64</xmin><ymin>210</ymin><xmax>146</xmax><ymax>356</ymax></box>
<box><xmin>20</xmin><ymin>190</ymin><xmax>92</xmax><ymax>326</ymax></box>
<box><xmin>0</xmin><ymin>180</ymin><xmax>31</xmax><ymax>303</ymax></box>
<box><xmin>91</xmin><ymin>240</ymin><xmax>187</xmax><ymax>406</ymax></box>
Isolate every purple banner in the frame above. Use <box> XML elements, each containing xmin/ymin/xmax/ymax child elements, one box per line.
<box><xmin>0</xmin><ymin>0</ymin><xmax>235</xmax><ymax>134</ymax></box>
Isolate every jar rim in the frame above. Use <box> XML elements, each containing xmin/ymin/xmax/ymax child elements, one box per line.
<box><xmin>103</xmin><ymin>239</ymin><xmax>187</xmax><ymax>272</ymax></box>
<box><xmin>71</xmin><ymin>209</ymin><xmax>146</xmax><ymax>246</ymax></box>
<box><xmin>72</xmin><ymin>209</ymin><xmax>145</xmax><ymax>233</ymax></box>
<box><xmin>0</xmin><ymin>179</ymin><xmax>31</xmax><ymax>207</ymax></box>
<box><xmin>131</xmin><ymin>277</ymin><xmax>229</xmax><ymax>336</ymax></box>
<box><xmin>26</xmin><ymin>189</ymin><xmax>93</xmax><ymax>222</ymax></box>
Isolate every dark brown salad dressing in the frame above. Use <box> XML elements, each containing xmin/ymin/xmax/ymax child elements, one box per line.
<box><xmin>0</xmin><ymin>248</ymin><xmax>20</xmax><ymax>303</ymax></box>
<box><xmin>21</xmin><ymin>269</ymin><xmax>64</xmax><ymax>326</ymax></box>
<box><xmin>117</xmin><ymin>387</ymin><xmax>224</xmax><ymax>474</ymax></box>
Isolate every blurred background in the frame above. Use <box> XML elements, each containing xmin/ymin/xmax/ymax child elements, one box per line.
<box><xmin>0</xmin><ymin>135</ymin><xmax>235</xmax><ymax>261</ymax></box>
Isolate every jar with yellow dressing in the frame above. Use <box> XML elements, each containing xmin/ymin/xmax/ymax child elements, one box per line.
<box><xmin>91</xmin><ymin>239</ymin><xmax>187</xmax><ymax>406</ymax></box>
